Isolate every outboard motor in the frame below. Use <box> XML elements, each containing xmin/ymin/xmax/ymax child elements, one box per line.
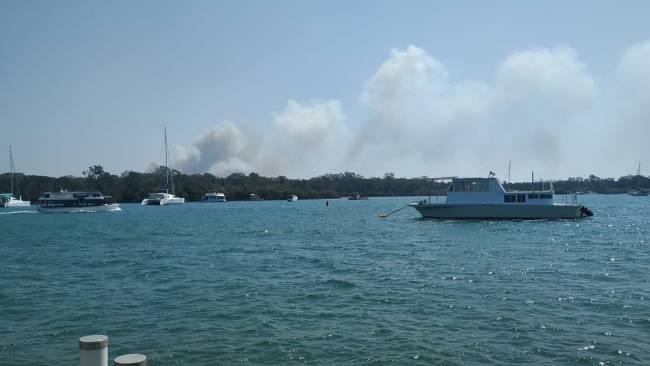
<box><xmin>579</xmin><ymin>206</ymin><xmax>594</xmax><ymax>217</ymax></box>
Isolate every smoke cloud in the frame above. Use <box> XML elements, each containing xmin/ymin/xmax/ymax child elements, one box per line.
<box><xmin>173</xmin><ymin>42</ymin><xmax>650</xmax><ymax>180</ymax></box>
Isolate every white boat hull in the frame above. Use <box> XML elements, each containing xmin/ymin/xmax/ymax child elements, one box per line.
<box><xmin>161</xmin><ymin>197</ymin><xmax>184</xmax><ymax>205</ymax></box>
<box><xmin>142</xmin><ymin>195</ymin><xmax>185</xmax><ymax>205</ymax></box>
<box><xmin>4</xmin><ymin>198</ymin><xmax>30</xmax><ymax>207</ymax></box>
<box><xmin>411</xmin><ymin>203</ymin><xmax>592</xmax><ymax>219</ymax></box>
<box><xmin>37</xmin><ymin>203</ymin><xmax>120</xmax><ymax>213</ymax></box>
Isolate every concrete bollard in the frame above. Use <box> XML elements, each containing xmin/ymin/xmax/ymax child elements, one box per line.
<box><xmin>114</xmin><ymin>354</ymin><xmax>146</xmax><ymax>366</ymax></box>
<box><xmin>79</xmin><ymin>335</ymin><xmax>108</xmax><ymax>366</ymax></box>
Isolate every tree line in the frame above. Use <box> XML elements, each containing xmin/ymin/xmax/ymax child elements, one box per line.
<box><xmin>1</xmin><ymin>166</ymin><xmax>649</xmax><ymax>203</ymax></box>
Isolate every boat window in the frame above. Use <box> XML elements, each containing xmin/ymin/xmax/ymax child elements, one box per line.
<box><xmin>469</xmin><ymin>180</ymin><xmax>488</xmax><ymax>192</ymax></box>
<box><xmin>453</xmin><ymin>180</ymin><xmax>464</xmax><ymax>192</ymax></box>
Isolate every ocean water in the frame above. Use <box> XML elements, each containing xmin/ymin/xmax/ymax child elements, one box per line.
<box><xmin>1</xmin><ymin>195</ymin><xmax>649</xmax><ymax>365</ymax></box>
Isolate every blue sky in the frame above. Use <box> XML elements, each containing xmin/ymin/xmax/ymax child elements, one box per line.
<box><xmin>1</xmin><ymin>1</ymin><xmax>649</xmax><ymax>180</ymax></box>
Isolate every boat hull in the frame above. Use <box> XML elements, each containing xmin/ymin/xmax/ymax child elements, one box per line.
<box><xmin>142</xmin><ymin>197</ymin><xmax>185</xmax><ymax>205</ymax></box>
<box><xmin>411</xmin><ymin>203</ymin><xmax>592</xmax><ymax>219</ymax></box>
<box><xmin>4</xmin><ymin>199</ymin><xmax>30</xmax><ymax>207</ymax></box>
<box><xmin>37</xmin><ymin>203</ymin><xmax>120</xmax><ymax>213</ymax></box>
<box><xmin>161</xmin><ymin>197</ymin><xmax>184</xmax><ymax>205</ymax></box>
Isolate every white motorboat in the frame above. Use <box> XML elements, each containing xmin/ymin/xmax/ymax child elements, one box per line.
<box><xmin>410</xmin><ymin>173</ymin><xmax>593</xmax><ymax>219</ymax></box>
<box><xmin>2</xmin><ymin>146</ymin><xmax>30</xmax><ymax>207</ymax></box>
<box><xmin>37</xmin><ymin>191</ymin><xmax>119</xmax><ymax>213</ymax></box>
<box><xmin>348</xmin><ymin>192</ymin><xmax>368</xmax><ymax>200</ymax></box>
<box><xmin>202</xmin><ymin>192</ymin><xmax>226</xmax><ymax>202</ymax></box>
<box><xmin>142</xmin><ymin>127</ymin><xmax>185</xmax><ymax>206</ymax></box>
<box><xmin>249</xmin><ymin>193</ymin><xmax>263</xmax><ymax>201</ymax></box>
<box><xmin>287</xmin><ymin>195</ymin><xmax>299</xmax><ymax>202</ymax></box>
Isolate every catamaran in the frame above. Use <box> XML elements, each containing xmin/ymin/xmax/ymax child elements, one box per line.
<box><xmin>142</xmin><ymin>127</ymin><xmax>185</xmax><ymax>206</ymax></box>
<box><xmin>410</xmin><ymin>173</ymin><xmax>593</xmax><ymax>219</ymax></box>
<box><xmin>2</xmin><ymin>146</ymin><xmax>30</xmax><ymax>207</ymax></box>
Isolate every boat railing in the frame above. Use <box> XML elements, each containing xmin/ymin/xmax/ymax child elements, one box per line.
<box><xmin>422</xmin><ymin>195</ymin><xmax>446</xmax><ymax>204</ymax></box>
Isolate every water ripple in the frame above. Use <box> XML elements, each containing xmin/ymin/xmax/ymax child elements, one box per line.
<box><xmin>1</xmin><ymin>196</ymin><xmax>649</xmax><ymax>364</ymax></box>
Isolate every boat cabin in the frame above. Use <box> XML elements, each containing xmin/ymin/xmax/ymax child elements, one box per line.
<box><xmin>39</xmin><ymin>191</ymin><xmax>111</xmax><ymax>208</ymax></box>
<box><xmin>446</xmin><ymin>177</ymin><xmax>553</xmax><ymax>205</ymax></box>
<box><xmin>203</xmin><ymin>192</ymin><xmax>226</xmax><ymax>202</ymax></box>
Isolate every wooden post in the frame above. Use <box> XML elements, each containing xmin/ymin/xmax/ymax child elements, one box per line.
<box><xmin>79</xmin><ymin>335</ymin><xmax>108</xmax><ymax>366</ymax></box>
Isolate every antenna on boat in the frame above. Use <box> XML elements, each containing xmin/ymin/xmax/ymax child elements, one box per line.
<box><xmin>531</xmin><ymin>171</ymin><xmax>534</xmax><ymax>192</ymax></box>
<box><xmin>508</xmin><ymin>160</ymin><xmax>511</xmax><ymax>184</ymax></box>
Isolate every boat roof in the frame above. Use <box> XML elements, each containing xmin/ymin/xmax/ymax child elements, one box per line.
<box><xmin>452</xmin><ymin>177</ymin><xmax>496</xmax><ymax>181</ymax></box>
<box><xmin>42</xmin><ymin>191</ymin><xmax>104</xmax><ymax>195</ymax></box>
<box><xmin>430</xmin><ymin>176</ymin><xmax>499</xmax><ymax>182</ymax></box>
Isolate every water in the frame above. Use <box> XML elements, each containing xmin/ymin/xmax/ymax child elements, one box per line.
<box><xmin>1</xmin><ymin>195</ymin><xmax>649</xmax><ymax>365</ymax></box>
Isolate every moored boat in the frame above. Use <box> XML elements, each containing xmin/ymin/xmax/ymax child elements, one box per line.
<box><xmin>1</xmin><ymin>193</ymin><xmax>30</xmax><ymax>207</ymax></box>
<box><xmin>142</xmin><ymin>127</ymin><xmax>185</xmax><ymax>206</ymax></box>
<box><xmin>142</xmin><ymin>191</ymin><xmax>185</xmax><ymax>205</ymax></box>
<box><xmin>411</xmin><ymin>174</ymin><xmax>593</xmax><ymax>219</ymax></box>
<box><xmin>37</xmin><ymin>191</ymin><xmax>119</xmax><ymax>213</ymax></box>
<box><xmin>202</xmin><ymin>192</ymin><xmax>226</xmax><ymax>202</ymax></box>
<box><xmin>348</xmin><ymin>193</ymin><xmax>368</xmax><ymax>200</ymax></box>
<box><xmin>2</xmin><ymin>146</ymin><xmax>30</xmax><ymax>207</ymax></box>
<box><xmin>287</xmin><ymin>195</ymin><xmax>299</xmax><ymax>202</ymax></box>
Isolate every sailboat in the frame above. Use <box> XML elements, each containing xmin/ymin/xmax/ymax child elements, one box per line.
<box><xmin>2</xmin><ymin>146</ymin><xmax>30</xmax><ymax>207</ymax></box>
<box><xmin>142</xmin><ymin>128</ymin><xmax>185</xmax><ymax>206</ymax></box>
<box><xmin>628</xmin><ymin>161</ymin><xmax>649</xmax><ymax>196</ymax></box>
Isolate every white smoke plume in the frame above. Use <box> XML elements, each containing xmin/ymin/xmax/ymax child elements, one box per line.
<box><xmin>175</xmin><ymin>100</ymin><xmax>348</xmax><ymax>177</ymax></box>
<box><xmin>173</xmin><ymin>42</ymin><xmax>649</xmax><ymax>179</ymax></box>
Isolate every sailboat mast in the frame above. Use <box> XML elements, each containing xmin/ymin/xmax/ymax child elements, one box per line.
<box><xmin>164</xmin><ymin>127</ymin><xmax>169</xmax><ymax>190</ymax></box>
<box><xmin>164</xmin><ymin>127</ymin><xmax>176</xmax><ymax>195</ymax></box>
<box><xmin>9</xmin><ymin>145</ymin><xmax>14</xmax><ymax>196</ymax></box>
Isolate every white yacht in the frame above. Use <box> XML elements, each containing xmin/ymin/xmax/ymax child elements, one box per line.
<box><xmin>202</xmin><ymin>192</ymin><xmax>226</xmax><ymax>202</ymax></box>
<box><xmin>37</xmin><ymin>191</ymin><xmax>119</xmax><ymax>213</ymax></box>
<box><xmin>142</xmin><ymin>127</ymin><xmax>185</xmax><ymax>206</ymax></box>
<box><xmin>410</xmin><ymin>174</ymin><xmax>593</xmax><ymax>219</ymax></box>
<box><xmin>2</xmin><ymin>146</ymin><xmax>30</xmax><ymax>207</ymax></box>
<box><xmin>287</xmin><ymin>195</ymin><xmax>299</xmax><ymax>202</ymax></box>
<box><xmin>249</xmin><ymin>193</ymin><xmax>263</xmax><ymax>201</ymax></box>
<box><xmin>142</xmin><ymin>190</ymin><xmax>185</xmax><ymax>205</ymax></box>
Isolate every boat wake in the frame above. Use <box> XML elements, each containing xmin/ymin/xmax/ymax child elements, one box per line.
<box><xmin>0</xmin><ymin>210</ymin><xmax>36</xmax><ymax>215</ymax></box>
<box><xmin>71</xmin><ymin>207</ymin><xmax>122</xmax><ymax>213</ymax></box>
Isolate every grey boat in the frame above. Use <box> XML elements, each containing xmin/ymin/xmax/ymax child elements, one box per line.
<box><xmin>411</xmin><ymin>175</ymin><xmax>593</xmax><ymax>219</ymax></box>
